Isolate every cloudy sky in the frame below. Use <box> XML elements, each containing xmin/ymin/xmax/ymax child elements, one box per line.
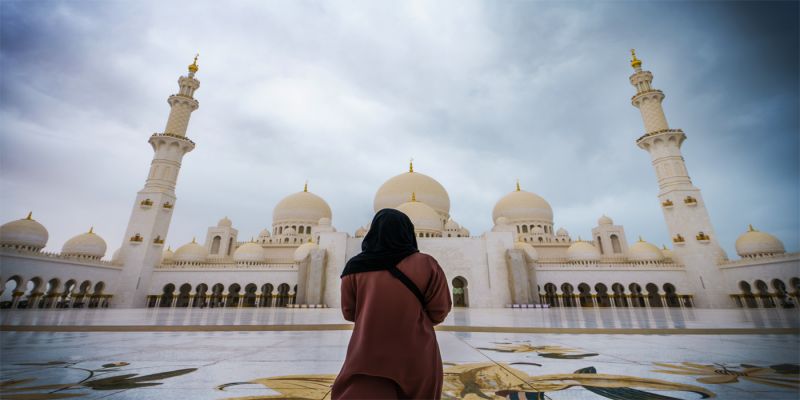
<box><xmin>1</xmin><ymin>0</ymin><xmax>797</xmax><ymax>258</ymax></box>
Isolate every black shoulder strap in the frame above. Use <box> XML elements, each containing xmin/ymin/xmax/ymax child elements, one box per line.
<box><xmin>388</xmin><ymin>266</ymin><xmax>427</xmax><ymax>306</ymax></box>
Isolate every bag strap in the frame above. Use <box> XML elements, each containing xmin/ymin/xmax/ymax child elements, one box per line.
<box><xmin>388</xmin><ymin>266</ymin><xmax>427</xmax><ymax>306</ymax></box>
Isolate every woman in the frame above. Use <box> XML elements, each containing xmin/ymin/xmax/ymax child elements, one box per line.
<box><xmin>332</xmin><ymin>208</ymin><xmax>452</xmax><ymax>399</ymax></box>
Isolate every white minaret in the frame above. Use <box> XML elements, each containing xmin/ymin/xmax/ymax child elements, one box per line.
<box><xmin>113</xmin><ymin>56</ymin><xmax>201</xmax><ymax>308</ymax></box>
<box><xmin>629</xmin><ymin>50</ymin><xmax>730</xmax><ymax>308</ymax></box>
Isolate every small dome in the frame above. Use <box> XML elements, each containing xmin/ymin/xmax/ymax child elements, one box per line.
<box><xmin>0</xmin><ymin>212</ymin><xmax>48</xmax><ymax>250</ymax></box>
<box><xmin>273</xmin><ymin>189</ymin><xmax>332</xmax><ymax>225</ymax></box>
<box><xmin>492</xmin><ymin>187</ymin><xmax>553</xmax><ymax>224</ymax></box>
<box><xmin>218</xmin><ymin>216</ymin><xmax>232</xmax><ymax>227</ymax></box>
<box><xmin>318</xmin><ymin>217</ymin><xmax>332</xmax><ymax>226</ymax></box>
<box><xmin>445</xmin><ymin>219</ymin><xmax>460</xmax><ymax>231</ymax></box>
<box><xmin>514</xmin><ymin>241</ymin><xmax>539</xmax><ymax>261</ymax></box>
<box><xmin>556</xmin><ymin>227</ymin><xmax>569</xmax><ymax>237</ymax></box>
<box><xmin>234</xmin><ymin>241</ymin><xmax>265</xmax><ymax>263</ymax></box>
<box><xmin>293</xmin><ymin>241</ymin><xmax>319</xmax><ymax>262</ymax></box>
<box><xmin>258</xmin><ymin>229</ymin><xmax>271</xmax><ymax>237</ymax></box>
<box><xmin>374</xmin><ymin>166</ymin><xmax>450</xmax><ymax>219</ymax></box>
<box><xmin>566</xmin><ymin>240</ymin><xmax>601</xmax><ymax>261</ymax></box>
<box><xmin>173</xmin><ymin>238</ymin><xmax>206</xmax><ymax>263</ymax></box>
<box><xmin>661</xmin><ymin>245</ymin><xmax>674</xmax><ymax>260</ymax></box>
<box><xmin>531</xmin><ymin>226</ymin><xmax>545</xmax><ymax>235</ymax></box>
<box><xmin>460</xmin><ymin>227</ymin><xmax>471</xmax><ymax>237</ymax></box>
<box><xmin>395</xmin><ymin>198</ymin><xmax>443</xmax><ymax>233</ymax></box>
<box><xmin>62</xmin><ymin>228</ymin><xmax>107</xmax><ymax>258</ymax></box>
<box><xmin>735</xmin><ymin>225</ymin><xmax>785</xmax><ymax>258</ymax></box>
<box><xmin>162</xmin><ymin>246</ymin><xmax>174</xmax><ymax>263</ymax></box>
<box><xmin>627</xmin><ymin>237</ymin><xmax>664</xmax><ymax>262</ymax></box>
<box><xmin>598</xmin><ymin>215</ymin><xmax>614</xmax><ymax>225</ymax></box>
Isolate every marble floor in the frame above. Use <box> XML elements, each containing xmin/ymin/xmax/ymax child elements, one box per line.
<box><xmin>1</xmin><ymin>308</ymin><xmax>798</xmax><ymax>399</ymax></box>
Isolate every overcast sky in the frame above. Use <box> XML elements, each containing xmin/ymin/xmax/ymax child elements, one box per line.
<box><xmin>1</xmin><ymin>0</ymin><xmax>797</xmax><ymax>258</ymax></box>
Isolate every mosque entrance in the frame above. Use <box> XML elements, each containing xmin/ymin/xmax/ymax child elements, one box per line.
<box><xmin>452</xmin><ymin>277</ymin><xmax>468</xmax><ymax>307</ymax></box>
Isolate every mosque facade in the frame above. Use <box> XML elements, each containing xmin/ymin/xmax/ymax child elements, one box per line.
<box><xmin>1</xmin><ymin>52</ymin><xmax>797</xmax><ymax>310</ymax></box>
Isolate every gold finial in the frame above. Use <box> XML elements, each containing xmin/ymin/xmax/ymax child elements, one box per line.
<box><xmin>748</xmin><ymin>224</ymin><xmax>756</xmax><ymax>232</ymax></box>
<box><xmin>188</xmin><ymin>53</ymin><xmax>199</xmax><ymax>73</ymax></box>
<box><xmin>409</xmin><ymin>158</ymin><xmax>414</xmax><ymax>173</ymax></box>
<box><xmin>515</xmin><ymin>179</ymin><xmax>521</xmax><ymax>192</ymax></box>
<box><xmin>630</xmin><ymin>49</ymin><xmax>642</xmax><ymax>69</ymax></box>
<box><xmin>411</xmin><ymin>192</ymin><xmax>417</xmax><ymax>202</ymax></box>
<box><xmin>191</xmin><ymin>237</ymin><xmax>196</xmax><ymax>244</ymax></box>
<box><xmin>89</xmin><ymin>226</ymin><xmax>94</xmax><ymax>234</ymax></box>
<box><xmin>304</xmin><ymin>180</ymin><xmax>308</xmax><ymax>192</ymax></box>
<box><xmin>25</xmin><ymin>211</ymin><xmax>32</xmax><ymax>220</ymax></box>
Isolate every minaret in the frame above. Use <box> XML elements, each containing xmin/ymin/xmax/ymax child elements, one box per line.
<box><xmin>629</xmin><ymin>50</ymin><xmax>730</xmax><ymax>308</ymax></box>
<box><xmin>113</xmin><ymin>56</ymin><xmax>201</xmax><ymax>308</ymax></box>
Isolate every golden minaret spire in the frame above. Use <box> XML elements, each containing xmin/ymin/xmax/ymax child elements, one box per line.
<box><xmin>188</xmin><ymin>54</ymin><xmax>199</xmax><ymax>73</ymax></box>
<box><xmin>516</xmin><ymin>179</ymin><xmax>521</xmax><ymax>192</ymax></box>
<box><xmin>409</xmin><ymin>158</ymin><xmax>414</xmax><ymax>173</ymax></box>
<box><xmin>304</xmin><ymin>180</ymin><xmax>308</xmax><ymax>192</ymax></box>
<box><xmin>630</xmin><ymin>49</ymin><xmax>642</xmax><ymax>69</ymax></box>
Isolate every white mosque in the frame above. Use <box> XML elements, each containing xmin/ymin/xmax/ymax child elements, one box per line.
<box><xmin>0</xmin><ymin>52</ymin><xmax>797</xmax><ymax>311</ymax></box>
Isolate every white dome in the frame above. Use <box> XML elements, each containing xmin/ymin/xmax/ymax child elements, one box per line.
<box><xmin>273</xmin><ymin>189</ymin><xmax>332</xmax><ymax>225</ymax></box>
<box><xmin>661</xmin><ymin>245</ymin><xmax>674</xmax><ymax>260</ymax></box>
<box><xmin>258</xmin><ymin>229</ymin><xmax>271</xmax><ymax>237</ymax></box>
<box><xmin>162</xmin><ymin>246</ymin><xmax>174</xmax><ymax>263</ymax></box>
<box><xmin>218</xmin><ymin>216</ymin><xmax>232</xmax><ymax>227</ymax></box>
<box><xmin>374</xmin><ymin>168</ymin><xmax>450</xmax><ymax>218</ymax></box>
<box><xmin>627</xmin><ymin>238</ymin><xmax>664</xmax><ymax>262</ymax></box>
<box><xmin>566</xmin><ymin>240</ymin><xmax>601</xmax><ymax>261</ymax></box>
<box><xmin>492</xmin><ymin>188</ymin><xmax>553</xmax><ymax>224</ymax></box>
<box><xmin>355</xmin><ymin>226</ymin><xmax>368</xmax><ymax>237</ymax></box>
<box><xmin>556</xmin><ymin>227</ymin><xmax>569</xmax><ymax>237</ymax></box>
<box><xmin>460</xmin><ymin>227</ymin><xmax>471</xmax><ymax>237</ymax></box>
<box><xmin>318</xmin><ymin>217</ymin><xmax>332</xmax><ymax>226</ymax></box>
<box><xmin>735</xmin><ymin>225</ymin><xmax>785</xmax><ymax>258</ymax></box>
<box><xmin>395</xmin><ymin>200</ymin><xmax>443</xmax><ymax>233</ymax></box>
<box><xmin>293</xmin><ymin>241</ymin><xmax>319</xmax><ymax>262</ymax></box>
<box><xmin>598</xmin><ymin>215</ymin><xmax>614</xmax><ymax>225</ymax></box>
<box><xmin>234</xmin><ymin>242</ymin><xmax>265</xmax><ymax>263</ymax></box>
<box><xmin>0</xmin><ymin>213</ymin><xmax>48</xmax><ymax>250</ymax></box>
<box><xmin>62</xmin><ymin>228</ymin><xmax>107</xmax><ymax>258</ymax></box>
<box><xmin>445</xmin><ymin>219</ymin><xmax>460</xmax><ymax>231</ymax></box>
<box><xmin>514</xmin><ymin>241</ymin><xmax>539</xmax><ymax>261</ymax></box>
<box><xmin>174</xmin><ymin>239</ymin><xmax>207</xmax><ymax>263</ymax></box>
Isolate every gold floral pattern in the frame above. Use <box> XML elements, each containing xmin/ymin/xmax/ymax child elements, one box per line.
<box><xmin>217</xmin><ymin>362</ymin><xmax>715</xmax><ymax>400</ymax></box>
<box><xmin>477</xmin><ymin>342</ymin><xmax>599</xmax><ymax>359</ymax></box>
<box><xmin>652</xmin><ymin>362</ymin><xmax>800</xmax><ymax>390</ymax></box>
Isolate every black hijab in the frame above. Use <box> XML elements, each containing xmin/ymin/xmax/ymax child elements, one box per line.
<box><xmin>341</xmin><ymin>208</ymin><xmax>419</xmax><ymax>277</ymax></box>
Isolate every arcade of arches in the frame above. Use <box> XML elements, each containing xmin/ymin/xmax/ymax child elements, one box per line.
<box><xmin>731</xmin><ymin>278</ymin><xmax>800</xmax><ymax>309</ymax></box>
<box><xmin>540</xmin><ymin>282</ymin><xmax>693</xmax><ymax>308</ymax></box>
<box><xmin>1</xmin><ymin>276</ymin><xmax>110</xmax><ymax>309</ymax></box>
<box><xmin>145</xmin><ymin>282</ymin><xmax>299</xmax><ymax>308</ymax></box>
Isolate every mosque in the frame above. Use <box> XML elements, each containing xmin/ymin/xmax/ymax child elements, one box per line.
<box><xmin>0</xmin><ymin>52</ymin><xmax>797</xmax><ymax>311</ymax></box>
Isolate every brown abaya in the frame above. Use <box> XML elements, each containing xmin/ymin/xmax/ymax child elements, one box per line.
<box><xmin>332</xmin><ymin>252</ymin><xmax>452</xmax><ymax>399</ymax></box>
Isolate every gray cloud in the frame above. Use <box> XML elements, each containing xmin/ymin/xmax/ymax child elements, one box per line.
<box><xmin>1</xmin><ymin>0</ymin><xmax>797</xmax><ymax>257</ymax></box>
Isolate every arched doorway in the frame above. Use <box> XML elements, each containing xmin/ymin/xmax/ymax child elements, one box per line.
<box><xmin>261</xmin><ymin>283</ymin><xmax>274</xmax><ymax>307</ymax></box>
<box><xmin>663</xmin><ymin>283</ymin><xmax>680</xmax><ymax>307</ymax></box>
<box><xmin>210</xmin><ymin>283</ymin><xmax>224</xmax><ymax>308</ymax></box>
<box><xmin>160</xmin><ymin>284</ymin><xmax>175</xmax><ymax>307</ymax></box>
<box><xmin>276</xmin><ymin>283</ymin><xmax>290</xmax><ymax>307</ymax></box>
<box><xmin>452</xmin><ymin>277</ymin><xmax>468</xmax><ymax>307</ymax></box>
<box><xmin>194</xmin><ymin>283</ymin><xmax>208</xmax><ymax>308</ymax></box>
<box><xmin>89</xmin><ymin>282</ymin><xmax>106</xmax><ymax>308</ymax></box>
<box><xmin>595</xmin><ymin>283</ymin><xmax>610</xmax><ymax>307</ymax></box>
<box><xmin>646</xmin><ymin>283</ymin><xmax>662</xmax><ymax>307</ymax></box>
<box><xmin>629</xmin><ymin>283</ymin><xmax>645</xmax><ymax>307</ymax></box>
<box><xmin>60</xmin><ymin>280</ymin><xmax>77</xmax><ymax>308</ymax></box>
<box><xmin>244</xmin><ymin>283</ymin><xmax>257</xmax><ymax>307</ymax></box>
<box><xmin>755</xmin><ymin>280</ymin><xmax>774</xmax><ymax>308</ymax></box>
<box><xmin>44</xmin><ymin>278</ymin><xmax>60</xmax><ymax>308</ymax></box>
<box><xmin>739</xmin><ymin>281</ymin><xmax>757</xmax><ymax>308</ymax></box>
<box><xmin>561</xmin><ymin>283</ymin><xmax>576</xmax><ymax>307</ymax></box>
<box><xmin>226</xmin><ymin>284</ymin><xmax>241</xmax><ymax>307</ymax></box>
<box><xmin>74</xmin><ymin>280</ymin><xmax>92</xmax><ymax>308</ymax></box>
<box><xmin>578</xmin><ymin>283</ymin><xmax>593</xmax><ymax>307</ymax></box>
<box><xmin>611</xmin><ymin>283</ymin><xmax>627</xmax><ymax>307</ymax></box>
<box><xmin>176</xmin><ymin>283</ymin><xmax>191</xmax><ymax>307</ymax></box>
<box><xmin>0</xmin><ymin>277</ymin><xmax>22</xmax><ymax>308</ymax></box>
<box><xmin>543</xmin><ymin>283</ymin><xmax>558</xmax><ymax>307</ymax></box>
<box><xmin>772</xmin><ymin>279</ymin><xmax>792</xmax><ymax>308</ymax></box>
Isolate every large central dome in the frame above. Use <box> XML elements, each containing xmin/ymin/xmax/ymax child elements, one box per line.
<box><xmin>492</xmin><ymin>186</ymin><xmax>553</xmax><ymax>223</ymax></box>
<box><xmin>374</xmin><ymin>163</ymin><xmax>450</xmax><ymax>219</ymax></box>
<box><xmin>273</xmin><ymin>189</ymin><xmax>332</xmax><ymax>225</ymax></box>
